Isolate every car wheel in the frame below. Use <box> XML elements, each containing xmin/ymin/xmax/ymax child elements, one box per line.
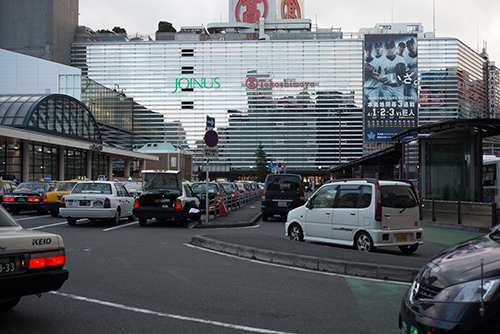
<box><xmin>399</xmin><ymin>244</ymin><xmax>419</xmax><ymax>254</ymax></box>
<box><xmin>128</xmin><ymin>214</ymin><xmax>135</xmax><ymax>222</ymax></box>
<box><xmin>9</xmin><ymin>209</ymin><xmax>20</xmax><ymax>215</ymax></box>
<box><xmin>355</xmin><ymin>231</ymin><xmax>374</xmax><ymax>252</ymax></box>
<box><xmin>50</xmin><ymin>210</ymin><xmax>59</xmax><ymax>217</ymax></box>
<box><xmin>289</xmin><ymin>223</ymin><xmax>304</xmax><ymax>242</ymax></box>
<box><xmin>139</xmin><ymin>218</ymin><xmax>147</xmax><ymax>226</ymax></box>
<box><xmin>67</xmin><ymin>218</ymin><xmax>76</xmax><ymax>226</ymax></box>
<box><xmin>112</xmin><ymin>209</ymin><xmax>121</xmax><ymax>226</ymax></box>
<box><xmin>262</xmin><ymin>213</ymin><xmax>268</xmax><ymax>221</ymax></box>
<box><xmin>0</xmin><ymin>297</ymin><xmax>21</xmax><ymax>310</ymax></box>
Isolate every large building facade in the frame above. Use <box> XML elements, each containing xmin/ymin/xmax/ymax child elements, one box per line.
<box><xmin>70</xmin><ymin>21</ymin><xmax>499</xmax><ymax>178</ymax></box>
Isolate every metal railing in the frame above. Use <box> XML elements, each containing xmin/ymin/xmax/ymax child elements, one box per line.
<box><xmin>204</xmin><ymin>189</ymin><xmax>262</xmax><ymax>221</ymax></box>
<box><xmin>421</xmin><ymin>199</ymin><xmax>498</xmax><ymax>228</ymax></box>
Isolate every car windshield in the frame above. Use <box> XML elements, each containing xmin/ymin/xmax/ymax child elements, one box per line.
<box><xmin>124</xmin><ymin>183</ymin><xmax>142</xmax><ymax>191</ymax></box>
<box><xmin>72</xmin><ymin>183</ymin><xmax>112</xmax><ymax>194</ymax></box>
<box><xmin>14</xmin><ymin>183</ymin><xmax>46</xmax><ymax>192</ymax></box>
<box><xmin>380</xmin><ymin>185</ymin><xmax>417</xmax><ymax>208</ymax></box>
<box><xmin>55</xmin><ymin>182</ymin><xmax>77</xmax><ymax>191</ymax></box>
<box><xmin>191</xmin><ymin>183</ymin><xmax>219</xmax><ymax>193</ymax></box>
<box><xmin>0</xmin><ymin>206</ymin><xmax>18</xmax><ymax>227</ymax></box>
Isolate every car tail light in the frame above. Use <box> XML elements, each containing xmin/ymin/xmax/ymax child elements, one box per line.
<box><xmin>175</xmin><ymin>199</ymin><xmax>182</xmax><ymax>210</ymax></box>
<box><xmin>231</xmin><ymin>193</ymin><xmax>235</xmax><ymax>198</ymax></box>
<box><xmin>60</xmin><ymin>197</ymin><xmax>66</xmax><ymax>208</ymax></box>
<box><xmin>3</xmin><ymin>197</ymin><xmax>14</xmax><ymax>202</ymax></box>
<box><xmin>134</xmin><ymin>198</ymin><xmax>139</xmax><ymax>209</ymax></box>
<box><xmin>42</xmin><ymin>196</ymin><xmax>48</xmax><ymax>203</ymax></box>
<box><xmin>262</xmin><ymin>185</ymin><xmax>266</xmax><ymax>199</ymax></box>
<box><xmin>103</xmin><ymin>198</ymin><xmax>111</xmax><ymax>208</ymax></box>
<box><xmin>375</xmin><ymin>183</ymin><xmax>382</xmax><ymax>221</ymax></box>
<box><xmin>299</xmin><ymin>186</ymin><xmax>304</xmax><ymax>200</ymax></box>
<box><xmin>29</xmin><ymin>250</ymin><xmax>65</xmax><ymax>269</ymax></box>
<box><xmin>28</xmin><ymin>197</ymin><xmax>41</xmax><ymax>202</ymax></box>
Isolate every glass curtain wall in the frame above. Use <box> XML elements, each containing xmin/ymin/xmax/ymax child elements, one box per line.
<box><xmin>28</xmin><ymin>144</ymin><xmax>58</xmax><ymax>181</ymax></box>
<box><xmin>0</xmin><ymin>138</ymin><xmax>21</xmax><ymax>181</ymax></box>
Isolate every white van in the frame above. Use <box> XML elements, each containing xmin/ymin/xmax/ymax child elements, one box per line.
<box><xmin>285</xmin><ymin>179</ymin><xmax>423</xmax><ymax>253</ymax></box>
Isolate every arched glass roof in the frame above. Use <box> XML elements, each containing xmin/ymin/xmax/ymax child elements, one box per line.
<box><xmin>0</xmin><ymin>94</ymin><xmax>102</xmax><ymax>143</ymax></box>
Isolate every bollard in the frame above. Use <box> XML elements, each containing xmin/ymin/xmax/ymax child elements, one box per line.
<box><xmin>457</xmin><ymin>201</ymin><xmax>461</xmax><ymax>225</ymax></box>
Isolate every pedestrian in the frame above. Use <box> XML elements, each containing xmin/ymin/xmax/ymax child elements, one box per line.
<box><xmin>182</xmin><ymin>201</ymin><xmax>201</xmax><ymax>227</ymax></box>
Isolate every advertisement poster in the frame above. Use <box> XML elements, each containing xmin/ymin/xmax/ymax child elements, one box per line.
<box><xmin>364</xmin><ymin>34</ymin><xmax>418</xmax><ymax>142</ymax></box>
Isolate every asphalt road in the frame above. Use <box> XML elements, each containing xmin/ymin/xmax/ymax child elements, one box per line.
<box><xmin>0</xmin><ymin>208</ymin><xmax>483</xmax><ymax>333</ymax></box>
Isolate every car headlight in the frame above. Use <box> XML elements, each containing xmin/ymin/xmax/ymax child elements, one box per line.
<box><xmin>433</xmin><ymin>278</ymin><xmax>500</xmax><ymax>302</ymax></box>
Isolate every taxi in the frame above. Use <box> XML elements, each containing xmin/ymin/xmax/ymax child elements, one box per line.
<box><xmin>0</xmin><ymin>206</ymin><xmax>69</xmax><ymax>310</ymax></box>
<box><xmin>42</xmin><ymin>180</ymin><xmax>81</xmax><ymax>217</ymax></box>
<box><xmin>2</xmin><ymin>181</ymin><xmax>56</xmax><ymax>214</ymax></box>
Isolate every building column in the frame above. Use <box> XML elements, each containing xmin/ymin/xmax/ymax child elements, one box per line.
<box><xmin>86</xmin><ymin>152</ymin><xmax>92</xmax><ymax>180</ymax></box>
<box><xmin>59</xmin><ymin>146</ymin><xmax>65</xmax><ymax>181</ymax></box>
<box><xmin>22</xmin><ymin>140</ymin><xmax>29</xmax><ymax>182</ymax></box>
<box><xmin>108</xmin><ymin>154</ymin><xmax>114</xmax><ymax>180</ymax></box>
<box><xmin>124</xmin><ymin>157</ymin><xmax>131</xmax><ymax>178</ymax></box>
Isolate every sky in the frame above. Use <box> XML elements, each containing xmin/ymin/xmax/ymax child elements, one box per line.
<box><xmin>78</xmin><ymin>0</ymin><xmax>500</xmax><ymax>64</ymax></box>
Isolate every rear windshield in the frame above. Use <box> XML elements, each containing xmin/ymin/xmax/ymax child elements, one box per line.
<box><xmin>266</xmin><ymin>176</ymin><xmax>301</xmax><ymax>191</ymax></box>
<box><xmin>14</xmin><ymin>183</ymin><xmax>46</xmax><ymax>192</ymax></box>
<box><xmin>72</xmin><ymin>183</ymin><xmax>112</xmax><ymax>194</ymax></box>
<box><xmin>380</xmin><ymin>185</ymin><xmax>418</xmax><ymax>208</ymax></box>
<box><xmin>55</xmin><ymin>182</ymin><xmax>77</xmax><ymax>191</ymax></box>
<box><xmin>191</xmin><ymin>183</ymin><xmax>219</xmax><ymax>193</ymax></box>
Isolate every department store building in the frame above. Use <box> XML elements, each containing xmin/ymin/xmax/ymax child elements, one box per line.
<box><xmin>70</xmin><ymin>0</ymin><xmax>499</xmax><ymax>181</ymax></box>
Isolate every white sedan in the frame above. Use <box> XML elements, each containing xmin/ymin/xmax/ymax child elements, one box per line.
<box><xmin>60</xmin><ymin>181</ymin><xmax>135</xmax><ymax>226</ymax></box>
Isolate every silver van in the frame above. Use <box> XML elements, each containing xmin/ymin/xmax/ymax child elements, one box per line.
<box><xmin>285</xmin><ymin>179</ymin><xmax>423</xmax><ymax>253</ymax></box>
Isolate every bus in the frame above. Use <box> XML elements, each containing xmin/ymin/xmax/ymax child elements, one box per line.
<box><xmin>483</xmin><ymin>155</ymin><xmax>500</xmax><ymax>204</ymax></box>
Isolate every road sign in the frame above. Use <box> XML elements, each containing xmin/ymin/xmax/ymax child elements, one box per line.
<box><xmin>204</xmin><ymin>147</ymin><xmax>219</xmax><ymax>158</ymax></box>
<box><xmin>206</xmin><ymin>116</ymin><xmax>215</xmax><ymax>130</ymax></box>
<box><xmin>204</xmin><ymin>130</ymin><xmax>218</xmax><ymax>147</ymax></box>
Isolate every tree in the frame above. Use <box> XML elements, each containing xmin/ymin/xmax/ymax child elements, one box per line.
<box><xmin>254</xmin><ymin>142</ymin><xmax>268</xmax><ymax>182</ymax></box>
<box><xmin>157</xmin><ymin>21</ymin><xmax>176</xmax><ymax>33</ymax></box>
<box><xmin>112</xmin><ymin>26</ymin><xmax>127</xmax><ymax>34</ymax></box>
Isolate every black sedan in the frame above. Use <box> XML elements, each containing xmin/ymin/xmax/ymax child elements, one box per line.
<box><xmin>2</xmin><ymin>182</ymin><xmax>55</xmax><ymax>214</ymax></box>
<box><xmin>399</xmin><ymin>226</ymin><xmax>500</xmax><ymax>333</ymax></box>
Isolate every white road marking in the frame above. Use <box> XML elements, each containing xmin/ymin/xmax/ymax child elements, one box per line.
<box><xmin>29</xmin><ymin>222</ymin><xmax>67</xmax><ymax>229</ymax></box>
<box><xmin>50</xmin><ymin>291</ymin><xmax>296</xmax><ymax>334</ymax></box>
<box><xmin>103</xmin><ymin>221</ymin><xmax>138</xmax><ymax>231</ymax></box>
<box><xmin>15</xmin><ymin>215</ymin><xmax>51</xmax><ymax>221</ymax></box>
<box><xmin>184</xmin><ymin>243</ymin><xmax>411</xmax><ymax>286</ymax></box>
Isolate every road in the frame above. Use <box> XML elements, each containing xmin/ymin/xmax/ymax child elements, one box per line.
<box><xmin>0</xmin><ymin>210</ymin><xmax>473</xmax><ymax>333</ymax></box>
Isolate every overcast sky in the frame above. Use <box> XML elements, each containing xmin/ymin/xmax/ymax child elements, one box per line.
<box><xmin>79</xmin><ymin>0</ymin><xmax>499</xmax><ymax>64</ymax></box>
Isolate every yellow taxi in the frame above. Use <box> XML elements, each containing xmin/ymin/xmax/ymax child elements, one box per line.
<box><xmin>42</xmin><ymin>180</ymin><xmax>81</xmax><ymax>217</ymax></box>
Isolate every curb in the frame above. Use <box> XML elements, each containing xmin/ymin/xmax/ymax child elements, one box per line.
<box><xmin>193</xmin><ymin>212</ymin><xmax>262</xmax><ymax>229</ymax></box>
<box><xmin>190</xmin><ymin>235</ymin><xmax>420</xmax><ymax>282</ymax></box>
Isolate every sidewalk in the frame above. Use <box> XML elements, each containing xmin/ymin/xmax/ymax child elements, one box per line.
<box><xmin>193</xmin><ymin>200</ymin><xmax>262</xmax><ymax>228</ymax></box>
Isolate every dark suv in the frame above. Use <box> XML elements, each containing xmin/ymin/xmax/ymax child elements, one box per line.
<box><xmin>261</xmin><ymin>174</ymin><xmax>305</xmax><ymax>221</ymax></box>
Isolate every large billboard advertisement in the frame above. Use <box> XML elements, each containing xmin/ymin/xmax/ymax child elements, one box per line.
<box><xmin>364</xmin><ymin>34</ymin><xmax>418</xmax><ymax>142</ymax></box>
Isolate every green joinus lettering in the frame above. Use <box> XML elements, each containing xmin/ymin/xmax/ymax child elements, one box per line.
<box><xmin>173</xmin><ymin>77</ymin><xmax>220</xmax><ymax>92</ymax></box>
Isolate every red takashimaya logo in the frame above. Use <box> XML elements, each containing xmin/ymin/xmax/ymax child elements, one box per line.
<box><xmin>246</xmin><ymin>77</ymin><xmax>314</xmax><ymax>89</ymax></box>
<box><xmin>235</xmin><ymin>0</ymin><xmax>268</xmax><ymax>23</ymax></box>
<box><xmin>282</xmin><ymin>0</ymin><xmax>301</xmax><ymax>19</ymax></box>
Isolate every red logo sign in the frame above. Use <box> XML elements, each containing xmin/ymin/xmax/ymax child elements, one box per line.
<box><xmin>246</xmin><ymin>76</ymin><xmax>315</xmax><ymax>90</ymax></box>
<box><xmin>235</xmin><ymin>0</ymin><xmax>268</xmax><ymax>23</ymax></box>
<box><xmin>282</xmin><ymin>0</ymin><xmax>301</xmax><ymax>19</ymax></box>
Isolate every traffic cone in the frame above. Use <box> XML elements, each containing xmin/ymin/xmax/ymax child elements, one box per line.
<box><xmin>219</xmin><ymin>201</ymin><xmax>228</xmax><ymax>216</ymax></box>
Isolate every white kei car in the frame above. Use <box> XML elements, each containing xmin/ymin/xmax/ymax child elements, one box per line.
<box><xmin>60</xmin><ymin>181</ymin><xmax>135</xmax><ymax>226</ymax></box>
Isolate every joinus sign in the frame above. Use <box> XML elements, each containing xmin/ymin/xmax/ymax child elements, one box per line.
<box><xmin>173</xmin><ymin>77</ymin><xmax>221</xmax><ymax>93</ymax></box>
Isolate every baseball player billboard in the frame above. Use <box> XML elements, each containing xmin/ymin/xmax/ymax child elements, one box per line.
<box><xmin>363</xmin><ymin>34</ymin><xmax>418</xmax><ymax>142</ymax></box>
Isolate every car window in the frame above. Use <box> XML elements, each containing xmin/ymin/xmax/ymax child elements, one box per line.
<box><xmin>380</xmin><ymin>185</ymin><xmax>417</xmax><ymax>208</ymax></box>
<box><xmin>115</xmin><ymin>184</ymin><xmax>126</xmax><ymax>197</ymax></box>
<box><xmin>184</xmin><ymin>184</ymin><xmax>193</xmax><ymax>197</ymax></box>
<box><xmin>73</xmin><ymin>183</ymin><xmax>112</xmax><ymax>194</ymax></box>
<box><xmin>267</xmin><ymin>176</ymin><xmax>300</xmax><ymax>191</ymax></box>
<box><xmin>55</xmin><ymin>182</ymin><xmax>77</xmax><ymax>191</ymax></box>
<box><xmin>360</xmin><ymin>185</ymin><xmax>372</xmax><ymax>208</ymax></box>
<box><xmin>334</xmin><ymin>186</ymin><xmax>361</xmax><ymax>208</ymax></box>
<box><xmin>0</xmin><ymin>206</ymin><xmax>18</xmax><ymax>226</ymax></box>
<box><xmin>15</xmin><ymin>183</ymin><xmax>46</xmax><ymax>192</ymax></box>
<box><xmin>311</xmin><ymin>186</ymin><xmax>338</xmax><ymax>208</ymax></box>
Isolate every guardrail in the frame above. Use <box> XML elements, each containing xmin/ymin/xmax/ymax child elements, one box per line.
<box><xmin>421</xmin><ymin>199</ymin><xmax>498</xmax><ymax>229</ymax></box>
<box><xmin>204</xmin><ymin>189</ymin><xmax>262</xmax><ymax>221</ymax></box>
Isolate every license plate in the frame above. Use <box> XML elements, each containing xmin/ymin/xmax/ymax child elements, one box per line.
<box><xmin>0</xmin><ymin>257</ymin><xmax>16</xmax><ymax>275</ymax></box>
<box><xmin>396</xmin><ymin>234</ymin><xmax>408</xmax><ymax>242</ymax></box>
<box><xmin>277</xmin><ymin>201</ymin><xmax>288</xmax><ymax>207</ymax></box>
<box><xmin>80</xmin><ymin>200</ymin><xmax>90</xmax><ymax>206</ymax></box>
<box><xmin>17</xmin><ymin>197</ymin><xmax>26</xmax><ymax>202</ymax></box>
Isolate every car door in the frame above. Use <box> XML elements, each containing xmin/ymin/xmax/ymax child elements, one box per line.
<box><xmin>331</xmin><ymin>185</ymin><xmax>362</xmax><ymax>241</ymax></box>
<box><xmin>304</xmin><ymin>185</ymin><xmax>338</xmax><ymax>238</ymax></box>
<box><xmin>115</xmin><ymin>184</ymin><xmax>133</xmax><ymax>216</ymax></box>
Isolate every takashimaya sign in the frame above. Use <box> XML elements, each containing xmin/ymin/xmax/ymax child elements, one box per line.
<box><xmin>246</xmin><ymin>77</ymin><xmax>314</xmax><ymax>89</ymax></box>
<box><xmin>173</xmin><ymin>77</ymin><xmax>221</xmax><ymax>93</ymax></box>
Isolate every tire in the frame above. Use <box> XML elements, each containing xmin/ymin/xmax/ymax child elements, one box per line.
<box><xmin>0</xmin><ymin>297</ymin><xmax>21</xmax><ymax>310</ymax></box>
<box><xmin>289</xmin><ymin>223</ymin><xmax>304</xmax><ymax>242</ymax></box>
<box><xmin>67</xmin><ymin>218</ymin><xmax>76</xmax><ymax>226</ymax></box>
<box><xmin>399</xmin><ymin>244</ymin><xmax>419</xmax><ymax>254</ymax></box>
<box><xmin>262</xmin><ymin>213</ymin><xmax>268</xmax><ymax>221</ymax></box>
<box><xmin>139</xmin><ymin>218</ymin><xmax>147</xmax><ymax>226</ymax></box>
<box><xmin>128</xmin><ymin>214</ymin><xmax>135</xmax><ymax>222</ymax></box>
<box><xmin>355</xmin><ymin>231</ymin><xmax>374</xmax><ymax>252</ymax></box>
<box><xmin>112</xmin><ymin>209</ymin><xmax>121</xmax><ymax>226</ymax></box>
<box><xmin>50</xmin><ymin>210</ymin><xmax>59</xmax><ymax>217</ymax></box>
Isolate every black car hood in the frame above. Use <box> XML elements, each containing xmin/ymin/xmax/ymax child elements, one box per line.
<box><xmin>419</xmin><ymin>234</ymin><xmax>500</xmax><ymax>288</ymax></box>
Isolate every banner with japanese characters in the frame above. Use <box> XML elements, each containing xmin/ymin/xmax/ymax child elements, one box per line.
<box><xmin>363</xmin><ymin>34</ymin><xmax>418</xmax><ymax>142</ymax></box>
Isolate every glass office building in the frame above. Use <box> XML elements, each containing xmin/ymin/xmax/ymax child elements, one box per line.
<box><xmin>70</xmin><ymin>25</ymin><xmax>499</xmax><ymax>177</ymax></box>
